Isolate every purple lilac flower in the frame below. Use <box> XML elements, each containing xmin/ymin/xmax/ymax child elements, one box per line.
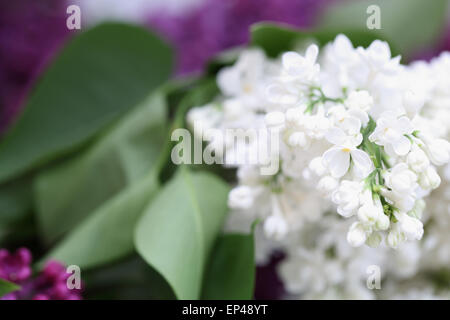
<box><xmin>148</xmin><ymin>0</ymin><xmax>336</xmax><ymax>74</ymax></box>
<box><xmin>30</xmin><ymin>260</ymin><xmax>82</xmax><ymax>300</ymax></box>
<box><xmin>0</xmin><ymin>0</ymin><xmax>69</xmax><ymax>134</ymax></box>
<box><xmin>0</xmin><ymin>248</ymin><xmax>82</xmax><ymax>300</ymax></box>
<box><xmin>0</xmin><ymin>247</ymin><xmax>32</xmax><ymax>283</ymax></box>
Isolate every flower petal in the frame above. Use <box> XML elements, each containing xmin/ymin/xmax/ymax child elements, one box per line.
<box><xmin>351</xmin><ymin>149</ymin><xmax>373</xmax><ymax>178</ymax></box>
<box><xmin>282</xmin><ymin>51</ymin><xmax>304</xmax><ymax>76</ymax></box>
<box><xmin>305</xmin><ymin>44</ymin><xmax>319</xmax><ymax>64</ymax></box>
<box><xmin>392</xmin><ymin>135</ymin><xmax>412</xmax><ymax>156</ymax></box>
<box><xmin>323</xmin><ymin>147</ymin><xmax>350</xmax><ymax>178</ymax></box>
<box><xmin>325</xmin><ymin>127</ymin><xmax>347</xmax><ymax>146</ymax></box>
<box><xmin>397</xmin><ymin>116</ymin><xmax>414</xmax><ymax>135</ymax></box>
<box><xmin>341</xmin><ymin>116</ymin><xmax>361</xmax><ymax>135</ymax></box>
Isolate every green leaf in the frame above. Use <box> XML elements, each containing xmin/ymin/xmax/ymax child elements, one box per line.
<box><xmin>82</xmin><ymin>257</ymin><xmax>175</xmax><ymax>300</ymax></box>
<box><xmin>35</xmin><ymin>91</ymin><xmax>167</xmax><ymax>243</ymax></box>
<box><xmin>134</xmin><ymin>168</ymin><xmax>229</xmax><ymax>299</ymax></box>
<box><xmin>251</xmin><ymin>22</ymin><xmax>398</xmax><ymax>58</ymax></box>
<box><xmin>0</xmin><ymin>177</ymin><xmax>34</xmax><ymax>243</ymax></box>
<box><xmin>0</xmin><ymin>278</ymin><xmax>20</xmax><ymax>297</ymax></box>
<box><xmin>0</xmin><ymin>22</ymin><xmax>173</xmax><ymax>183</ymax></box>
<box><xmin>201</xmin><ymin>232</ymin><xmax>255</xmax><ymax>300</ymax></box>
<box><xmin>158</xmin><ymin>78</ymin><xmax>219</xmax><ymax>183</ymax></box>
<box><xmin>318</xmin><ymin>0</ymin><xmax>448</xmax><ymax>57</ymax></box>
<box><xmin>0</xmin><ymin>177</ymin><xmax>32</xmax><ymax>227</ymax></box>
<box><xmin>40</xmin><ymin>170</ymin><xmax>159</xmax><ymax>270</ymax></box>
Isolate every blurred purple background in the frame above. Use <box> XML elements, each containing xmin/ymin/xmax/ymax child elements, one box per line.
<box><xmin>0</xmin><ymin>1</ymin><xmax>70</xmax><ymax>135</ymax></box>
<box><xmin>0</xmin><ymin>0</ymin><xmax>332</xmax><ymax>135</ymax></box>
<box><xmin>148</xmin><ymin>0</ymin><xmax>333</xmax><ymax>74</ymax></box>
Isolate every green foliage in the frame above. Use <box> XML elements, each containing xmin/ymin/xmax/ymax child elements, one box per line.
<box><xmin>0</xmin><ymin>177</ymin><xmax>32</xmax><ymax>227</ymax></box>
<box><xmin>0</xmin><ymin>22</ymin><xmax>173</xmax><ymax>183</ymax></box>
<box><xmin>318</xmin><ymin>0</ymin><xmax>448</xmax><ymax>58</ymax></box>
<box><xmin>41</xmin><ymin>170</ymin><xmax>159</xmax><ymax>270</ymax></box>
<box><xmin>134</xmin><ymin>168</ymin><xmax>229</xmax><ymax>299</ymax></box>
<box><xmin>157</xmin><ymin>78</ymin><xmax>219</xmax><ymax>183</ymax></box>
<box><xmin>35</xmin><ymin>91</ymin><xmax>167</xmax><ymax>243</ymax></box>
<box><xmin>0</xmin><ymin>278</ymin><xmax>20</xmax><ymax>297</ymax></box>
<box><xmin>202</xmin><ymin>232</ymin><xmax>255</xmax><ymax>300</ymax></box>
<box><xmin>251</xmin><ymin>22</ymin><xmax>397</xmax><ymax>58</ymax></box>
<box><xmin>82</xmin><ymin>257</ymin><xmax>175</xmax><ymax>300</ymax></box>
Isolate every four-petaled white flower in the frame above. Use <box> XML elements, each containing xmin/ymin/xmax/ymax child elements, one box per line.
<box><xmin>369</xmin><ymin>111</ymin><xmax>414</xmax><ymax>156</ymax></box>
<box><xmin>281</xmin><ymin>44</ymin><xmax>320</xmax><ymax>83</ymax></box>
<box><xmin>322</xmin><ymin>127</ymin><xmax>373</xmax><ymax>178</ymax></box>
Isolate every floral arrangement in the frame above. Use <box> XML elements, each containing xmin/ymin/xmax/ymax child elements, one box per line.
<box><xmin>1</xmin><ymin>0</ymin><xmax>450</xmax><ymax>301</ymax></box>
<box><xmin>188</xmin><ymin>34</ymin><xmax>450</xmax><ymax>298</ymax></box>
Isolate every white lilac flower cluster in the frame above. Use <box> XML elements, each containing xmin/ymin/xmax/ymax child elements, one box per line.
<box><xmin>188</xmin><ymin>35</ymin><xmax>450</xmax><ymax>298</ymax></box>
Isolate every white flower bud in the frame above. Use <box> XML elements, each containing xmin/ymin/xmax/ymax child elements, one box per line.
<box><xmin>384</xmin><ymin>163</ymin><xmax>417</xmax><ymax>194</ymax></box>
<box><xmin>317</xmin><ymin>175</ymin><xmax>339</xmax><ymax>196</ymax></box>
<box><xmin>228</xmin><ymin>186</ymin><xmax>255</xmax><ymax>210</ymax></box>
<box><xmin>380</xmin><ymin>188</ymin><xmax>416</xmax><ymax>213</ymax></box>
<box><xmin>347</xmin><ymin>222</ymin><xmax>367</xmax><ymax>247</ymax></box>
<box><xmin>357</xmin><ymin>203</ymin><xmax>379</xmax><ymax>225</ymax></box>
<box><xmin>376</xmin><ymin>212</ymin><xmax>390</xmax><ymax>231</ymax></box>
<box><xmin>264</xmin><ymin>215</ymin><xmax>288</xmax><ymax>241</ymax></box>
<box><xmin>421</xmin><ymin>135</ymin><xmax>450</xmax><ymax>166</ymax></box>
<box><xmin>407</xmin><ymin>145</ymin><xmax>430</xmax><ymax>173</ymax></box>
<box><xmin>418</xmin><ymin>166</ymin><xmax>441</xmax><ymax>190</ymax></box>
<box><xmin>366</xmin><ymin>232</ymin><xmax>382</xmax><ymax>248</ymax></box>
<box><xmin>331</xmin><ymin>181</ymin><xmax>362</xmax><ymax>217</ymax></box>
<box><xmin>387</xmin><ymin>225</ymin><xmax>405</xmax><ymax>249</ymax></box>
<box><xmin>409</xmin><ymin>199</ymin><xmax>426</xmax><ymax>219</ymax></box>
<box><xmin>396</xmin><ymin>211</ymin><xmax>424</xmax><ymax>241</ymax></box>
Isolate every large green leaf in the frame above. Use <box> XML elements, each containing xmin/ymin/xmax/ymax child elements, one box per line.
<box><xmin>0</xmin><ymin>278</ymin><xmax>20</xmax><ymax>297</ymax></box>
<box><xmin>251</xmin><ymin>22</ymin><xmax>398</xmax><ymax>58</ymax></box>
<box><xmin>82</xmin><ymin>257</ymin><xmax>175</xmax><ymax>299</ymax></box>
<box><xmin>0</xmin><ymin>177</ymin><xmax>32</xmax><ymax>227</ymax></box>
<box><xmin>35</xmin><ymin>91</ymin><xmax>167</xmax><ymax>243</ymax></box>
<box><xmin>0</xmin><ymin>22</ymin><xmax>173</xmax><ymax>183</ymax></box>
<box><xmin>134</xmin><ymin>168</ymin><xmax>229</xmax><ymax>300</ymax></box>
<box><xmin>0</xmin><ymin>177</ymin><xmax>33</xmax><ymax>243</ymax></box>
<box><xmin>41</xmin><ymin>170</ymin><xmax>159</xmax><ymax>270</ymax></box>
<box><xmin>201</xmin><ymin>232</ymin><xmax>255</xmax><ymax>300</ymax></box>
<box><xmin>318</xmin><ymin>0</ymin><xmax>448</xmax><ymax>57</ymax></box>
<box><xmin>158</xmin><ymin>78</ymin><xmax>219</xmax><ymax>183</ymax></box>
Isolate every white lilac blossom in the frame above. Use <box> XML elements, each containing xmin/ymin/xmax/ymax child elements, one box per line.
<box><xmin>187</xmin><ymin>35</ymin><xmax>450</xmax><ymax>298</ymax></box>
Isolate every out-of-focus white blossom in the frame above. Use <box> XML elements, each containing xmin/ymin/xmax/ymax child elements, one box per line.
<box><xmin>187</xmin><ymin>35</ymin><xmax>450</xmax><ymax>299</ymax></box>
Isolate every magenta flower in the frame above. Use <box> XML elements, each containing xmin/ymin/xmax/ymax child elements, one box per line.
<box><xmin>0</xmin><ymin>0</ymin><xmax>69</xmax><ymax>134</ymax></box>
<box><xmin>31</xmin><ymin>260</ymin><xmax>82</xmax><ymax>300</ymax></box>
<box><xmin>0</xmin><ymin>248</ymin><xmax>82</xmax><ymax>300</ymax></box>
<box><xmin>0</xmin><ymin>247</ymin><xmax>32</xmax><ymax>283</ymax></box>
<box><xmin>148</xmin><ymin>0</ymin><xmax>336</xmax><ymax>74</ymax></box>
